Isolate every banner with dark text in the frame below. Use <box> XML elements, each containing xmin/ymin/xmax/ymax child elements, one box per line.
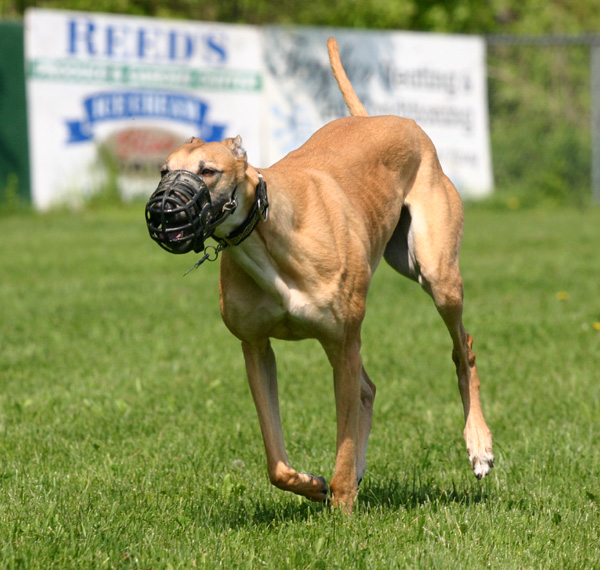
<box><xmin>25</xmin><ymin>10</ymin><xmax>492</xmax><ymax>208</ymax></box>
<box><xmin>264</xmin><ymin>27</ymin><xmax>493</xmax><ymax>197</ymax></box>
<box><xmin>25</xmin><ymin>9</ymin><xmax>264</xmax><ymax>208</ymax></box>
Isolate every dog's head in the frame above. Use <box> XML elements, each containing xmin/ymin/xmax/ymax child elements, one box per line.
<box><xmin>145</xmin><ymin>136</ymin><xmax>249</xmax><ymax>254</ymax></box>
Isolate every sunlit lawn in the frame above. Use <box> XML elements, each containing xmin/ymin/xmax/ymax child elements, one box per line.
<box><xmin>1</xmin><ymin>203</ymin><xmax>599</xmax><ymax>568</ymax></box>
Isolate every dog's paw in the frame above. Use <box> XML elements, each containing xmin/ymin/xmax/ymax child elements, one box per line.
<box><xmin>470</xmin><ymin>450</ymin><xmax>494</xmax><ymax>480</ymax></box>
<box><xmin>464</xmin><ymin>420</ymin><xmax>494</xmax><ymax>480</ymax></box>
<box><xmin>302</xmin><ymin>473</ymin><xmax>329</xmax><ymax>502</ymax></box>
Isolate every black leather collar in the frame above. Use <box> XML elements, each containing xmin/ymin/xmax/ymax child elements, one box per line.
<box><xmin>214</xmin><ymin>173</ymin><xmax>269</xmax><ymax>248</ymax></box>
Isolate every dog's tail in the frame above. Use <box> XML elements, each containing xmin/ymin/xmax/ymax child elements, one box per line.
<box><xmin>327</xmin><ymin>37</ymin><xmax>369</xmax><ymax>117</ymax></box>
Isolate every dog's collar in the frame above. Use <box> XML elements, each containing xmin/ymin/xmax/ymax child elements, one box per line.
<box><xmin>183</xmin><ymin>173</ymin><xmax>269</xmax><ymax>275</ymax></box>
<box><xmin>214</xmin><ymin>173</ymin><xmax>269</xmax><ymax>248</ymax></box>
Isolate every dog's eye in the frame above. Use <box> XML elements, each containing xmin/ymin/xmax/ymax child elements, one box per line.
<box><xmin>200</xmin><ymin>168</ymin><xmax>216</xmax><ymax>177</ymax></box>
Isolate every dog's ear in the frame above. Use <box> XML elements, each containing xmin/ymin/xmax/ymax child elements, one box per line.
<box><xmin>223</xmin><ymin>135</ymin><xmax>247</xmax><ymax>161</ymax></box>
<box><xmin>186</xmin><ymin>137</ymin><xmax>205</xmax><ymax>144</ymax></box>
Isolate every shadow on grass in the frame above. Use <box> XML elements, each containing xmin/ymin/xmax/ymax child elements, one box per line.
<box><xmin>193</xmin><ymin>476</ymin><xmax>492</xmax><ymax>529</ymax></box>
<box><xmin>357</xmin><ymin>476</ymin><xmax>491</xmax><ymax>511</ymax></box>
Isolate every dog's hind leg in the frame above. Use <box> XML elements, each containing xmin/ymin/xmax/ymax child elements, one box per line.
<box><xmin>428</xmin><ymin>268</ymin><xmax>494</xmax><ymax>480</ymax></box>
<box><xmin>241</xmin><ymin>340</ymin><xmax>329</xmax><ymax>502</ymax></box>
<box><xmin>384</xmin><ymin>178</ymin><xmax>493</xmax><ymax>479</ymax></box>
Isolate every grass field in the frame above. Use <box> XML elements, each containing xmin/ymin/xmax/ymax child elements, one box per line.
<box><xmin>1</xmin><ymin>202</ymin><xmax>600</xmax><ymax>569</ymax></box>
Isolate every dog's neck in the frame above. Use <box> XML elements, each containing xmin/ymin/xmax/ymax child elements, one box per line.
<box><xmin>212</xmin><ymin>167</ymin><xmax>267</xmax><ymax>246</ymax></box>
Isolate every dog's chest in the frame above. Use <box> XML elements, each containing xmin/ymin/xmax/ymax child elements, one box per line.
<box><xmin>223</xmin><ymin>271</ymin><xmax>338</xmax><ymax>342</ymax></box>
<box><xmin>222</xmin><ymin>240</ymin><xmax>346</xmax><ymax>342</ymax></box>
<box><xmin>260</xmin><ymin>284</ymin><xmax>338</xmax><ymax>341</ymax></box>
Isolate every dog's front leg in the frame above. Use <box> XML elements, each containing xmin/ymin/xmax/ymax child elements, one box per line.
<box><xmin>357</xmin><ymin>366</ymin><xmax>376</xmax><ymax>485</ymax></box>
<box><xmin>242</xmin><ymin>340</ymin><xmax>329</xmax><ymax>502</ymax></box>
<box><xmin>325</xmin><ymin>337</ymin><xmax>364</xmax><ymax>512</ymax></box>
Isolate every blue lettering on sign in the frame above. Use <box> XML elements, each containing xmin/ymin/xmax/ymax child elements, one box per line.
<box><xmin>168</xmin><ymin>31</ymin><xmax>193</xmax><ymax>60</ymax></box>
<box><xmin>206</xmin><ymin>35</ymin><xmax>227</xmax><ymax>64</ymax></box>
<box><xmin>68</xmin><ymin>19</ymin><xmax>96</xmax><ymax>56</ymax></box>
<box><xmin>67</xmin><ymin>18</ymin><xmax>228</xmax><ymax>64</ymax></box>
<box><xmin>66</xmin><ymin>91</ymin><xmax>226</xmax><ymax>143</ymax></box>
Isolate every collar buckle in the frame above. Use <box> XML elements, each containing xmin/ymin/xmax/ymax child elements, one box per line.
<box><xmin>257</xmin><ymin>174</ymin><xmax>269</xmax><ymax>222</ymax></box>
<box><xmin>212</xmin><ymin>173</ymin><xmax>269</xmax><ymax>249</ymax></box>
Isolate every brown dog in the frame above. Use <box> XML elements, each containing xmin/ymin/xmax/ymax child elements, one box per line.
<box><xmin>148</xmin><ymin>38</ymin><xmax>493</xmax><ymax>511</ymax></box>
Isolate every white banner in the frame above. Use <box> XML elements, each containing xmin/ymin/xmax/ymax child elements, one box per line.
<box><xmin>264</xmin><ymin>27</ymin><xmax>493</xmax><ymax>197</ymax></box>
<box><xmin>25</xmin><ymin>10</ymin><xmax>493</xmax><ymax>208</ymax></box>
<box><xmin>25</xmin><ymin>9</ymin><xmax>265</xmax><ymax>209</ymax></box>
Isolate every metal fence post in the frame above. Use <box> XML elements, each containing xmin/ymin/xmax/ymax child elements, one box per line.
<box><xmin>592</xmin><ymin>43</ymin><xmax>600</xmax><ymax>204</ymax></box>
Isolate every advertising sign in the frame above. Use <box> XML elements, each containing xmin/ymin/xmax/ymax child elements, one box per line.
<box><xmin>264</xmin><ymin>27</ymin><xmax>493</xmax><ymax>197</ymax></box>
<box><xmin>25</xmin><ymin>9</ymin><xmax>264</xmax><ymax>209</ymax></box>
<box><xmin>25</xmin><ymin>10</ymin><xmax>493</xmax><ymax>208</ymax></box>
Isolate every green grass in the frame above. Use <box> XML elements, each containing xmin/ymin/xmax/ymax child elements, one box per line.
<box><xmin>1</xmin><ymin>202</ymin><xmax>600</xmax><ymax>569</ymax></box>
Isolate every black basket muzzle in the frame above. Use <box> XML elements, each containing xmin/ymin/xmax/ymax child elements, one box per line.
<box><xmin>145</xmin><ymin>170</ymin><xmax>237</xmax><ymax>254</ymax></box>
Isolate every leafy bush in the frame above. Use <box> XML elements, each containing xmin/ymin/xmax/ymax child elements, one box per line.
<box><xmin>488</xmin><ymin>43</ymin><xmax>593</xmax><ymax>207</ymax></box>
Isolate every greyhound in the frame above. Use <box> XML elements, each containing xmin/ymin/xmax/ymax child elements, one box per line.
<box><xmin>145</xmin><ymin>38</ymin><xmax>493</xmax><ymax>511</ymax></box>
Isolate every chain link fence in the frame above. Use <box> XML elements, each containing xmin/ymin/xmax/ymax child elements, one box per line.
<box><xmin>486</xmin><ymin>35</ymin><xmax>600</xmax><ymax>206</ymax></box>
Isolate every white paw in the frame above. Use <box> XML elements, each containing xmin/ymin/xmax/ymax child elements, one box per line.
<box><xmin>470</xmin><ymin>450</ymin><xmax>494</xmax><ymax>479</ymax></box>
